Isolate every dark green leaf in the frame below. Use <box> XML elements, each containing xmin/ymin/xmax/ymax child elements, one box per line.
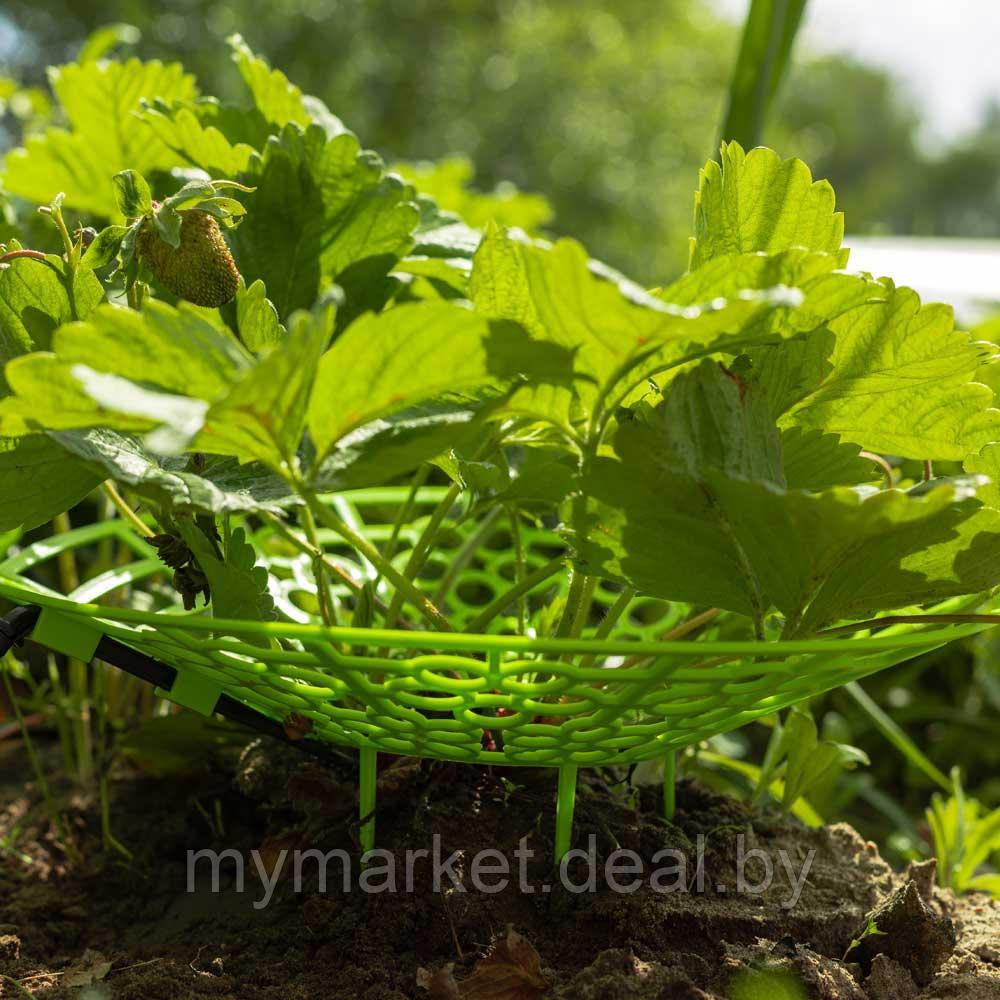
<box><xmin>0</xmin><ymin>434</ymin><xmax>101</xmax><ymax>531</ymax></box>
<box><xmin>113</xmin><ymin>169</ymin><xmax>152</xmax><ymax>218</ymax></box>
<box><xmin>51</xmin><ymin>428</ymin><xmax>295</xmax><ymax>514</ymax></box>
<box><xmin>228</xmin><ymin>124</ymin><xmax>419</xmax><ymax>317</ymax></box>
<box><xmin>80</xmin><ymin>225</ymin><xmax>129</xmax><ymax>270</ymax></box>
<box><xmin>0</xmin><ymin>256</ymin><xmax>105</xmax><ymax>390</ymax></box>
<box><xmin>177</xmin><ymin>520</ymin><xmax>276</xmax><ymax>630</ymax></box>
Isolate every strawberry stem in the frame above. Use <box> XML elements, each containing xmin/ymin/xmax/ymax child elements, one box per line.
<box><xmin>0</xmin><ymin>249</ymin><xmax>48</xmax><ymax>264</ymax></box>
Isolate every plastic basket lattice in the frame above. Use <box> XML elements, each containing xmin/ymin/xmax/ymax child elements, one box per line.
<box><xmin>1</xmin><ymin>487</ymin><xmax>993</xmax><ymax>857</ymax></box>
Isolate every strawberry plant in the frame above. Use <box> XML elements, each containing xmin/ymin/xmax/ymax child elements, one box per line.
<box><xmin>2</xmin><ymin>36</ymin><xmax>1000</xmax><ymax>795</ymax></box>
<box><xmin>3</xmin><ymin>38</ymin><xmax>1000</xmax><ymax>640</ymax></box>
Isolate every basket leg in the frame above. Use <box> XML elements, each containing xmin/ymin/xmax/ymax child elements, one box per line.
<box><xmin>555</xmin><ymin>764</ymin><xmax>578</xmax><ymax>862</ymax></box>
<box><xmin>663</xmin><ymin>750</ymin><xmax>676</xmax><ymax>822</ymax></box>
<box><xmin>359</xmin><ymin>747</ymin><xmax>377</xmax><ymax>855</ymax></box>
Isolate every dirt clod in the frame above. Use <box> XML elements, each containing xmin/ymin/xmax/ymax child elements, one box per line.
<box><xmin>1</xmin><ymin>741</ymin><xmax>998</xmax><ymax>1000</ymax></box>
<box><xmin>864</xmin><ymin>954</ymin><xmax>919</xmax><ymax>1000</ymax></box>
<box><xmin>846</xmin><ymin>880</ymin><xmax>957</xmax><ymax>986</ymax></box>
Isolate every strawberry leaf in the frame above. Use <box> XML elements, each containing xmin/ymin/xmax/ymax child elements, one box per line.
<box><xmin>2</xmin><ymin>59</ymin><xmax>197</xmax><ymax>218</ymax></box>
<box><xmin>113</xmin><ymin>169</ymin><xmax>152</xmax><ymax>218</ymax></box>
<box><xmin>755</xmin><ymin>281</ymin><xmax>1000</xmax><ymax>461</ymax></box>
<box><xmin>690</xmin><ymin>142</ymin><xmax>845</xmax><ymax>269</ymax></box>
<box><xmin>0</xmin><ymin>435</ymin><xmax>101</xmax><ymax>532</ymax></box>
<box><xmin>176</xmin><ymin>520</ymin><xmax>276</xmax><ymax>630</ymax></box>
<box><xmin>227</xmin><ymin>124</ymin><xmax>419</xmax><ymax>317</ymax></box>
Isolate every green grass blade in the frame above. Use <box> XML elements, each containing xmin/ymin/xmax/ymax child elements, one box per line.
<box><xmin>720</xmin><ymin>0</ymin><xmax>809</xmax><ymax>149</ymax></box>
<box><xmin>846</xmin><ymin>680</ymin><xmax>951</xmax><ymax>792</ymax></box>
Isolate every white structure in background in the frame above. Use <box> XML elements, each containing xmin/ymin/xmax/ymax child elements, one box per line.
<box><xmin>845</xmin><ymin>237</ymin><xmax>1000</xmax><ymax>325</ymax></box>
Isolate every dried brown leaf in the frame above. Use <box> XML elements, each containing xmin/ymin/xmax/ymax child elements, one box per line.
<box><xmin>63</xmin><ymin>949</ymin><xmax>112</xmax><ymax>987</ymax></box>
<box><xmin>417</xmin><ymin>963</ymin><xmax>462</xmax><ymax>999</ymax></box>
<box><xmin>418</xmin><ymin>927</ymin><xmax>550</xmax><ymax>1000</ymax></box>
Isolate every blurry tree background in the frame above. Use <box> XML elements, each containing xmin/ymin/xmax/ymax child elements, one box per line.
<box><xmin>1</xmin><ymin>0</ymin><xmax>999</xmax><ymax>280</ymax></box>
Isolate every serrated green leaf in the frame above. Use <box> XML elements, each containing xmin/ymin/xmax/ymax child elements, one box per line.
<box><xmin>78</xmin><ymin>23</ymin><xmax>141</xmax><ymax>64</ymax></box>
<box><xmin>0</xmin><ymin>355</ymin><xmax>159</xmax><ymax>435</ymax></box>
<box><xmin>493</xmin><ymin>447</ymin><xmax>578</xmax><ymax>506</ymax></box>
<box><xmin>469</xmin><ymin>228</ymin><xmax>798</xmax><ymax>433</ymax></box>
<box><xmin>51</xmin><ymin>428</ymin><xmax>295</xmax><ymax>514</ymax></box>
<box><xmin>395</xmin><ymin>156</ymin><xmax>553</xmax><ymax>233</ymax></box>
<box><xmin>713</xmin><ymin>476</ymin><xmax>1000</xmax><ymax>633</ymax></box>
<box><xmin>0</xmin><ymin>300</ymin><xmax>249</xmax><ymax>436</ymax></box>
<box><xmin>780</xmin><ymin>426</ymin><xmax>878</xmax><ymax>490</ymax></box>
<box><xmin>236</xmin><ymin>279</ymin><xmax>285</xmax><ymax>352</ymax></box>
<box><xmin>623</xmin><ymin>360</ymin><xmax>784</xmax><ymax>484</ymax></box>
<box><xmin>187</xmin><ymin>305</ymin><xmax>331</xmax><ymax>470</ymax></box>
<box><xmin>307</xmin><ymin>301</ymin><xmax>566</xmax><ymax>464</ymax></box>
<box><xmin>2</xmin><ymin>59</ymin><xmax>197</xmax><ymax>217</ymax></box>
<box><xmin>113</xmin><ymin>169</ymin><xmax>152</xmax><ymax>218</ymax></box>
<box><xmin>577</xmin><ymin>365</ymin><xmax>1000</xmax><ymax>630</ymax></box>
<box><xmin>314</xmin><ymin>402</ymin><xmax>495</xmax><ymax>492</ymax></box>
<box><xmin>690</xmin><ymin>144</ymin><xmax>844</xmax><ymax>270</ymax></box>
<box><xmin>965</xmin><ymin>443</ymin><xmax>1000</xmax><ymax>509</ymax></box>
<box><xmin>662</xmin><ymin>249</ymin><xmax>883</xmax><ymax>337</ymax></box>
<box><xmin>80</xmin><ymin>225</ymin><xmax>129</xmax><ymax>270</ymax></box>
<box><xmin>227</xmin><ymin>124</ymin><xmax>419</xmax><ymax>317</ymax></box>
<box><xmin>0</xmin><ymin>257</ymin><xmax>105</xmax><ymax>390</ymax></box>
<box><xmin>137</xmin><ymin>100</ymin><xmax>256</xmax><ymax>177</ymax></box>
<box><xmin>228</xmin><ymin>34</ymin><xmax>311</xmax><ymax>130</ymax></box>
<box><xmin>0</xmin><ymin>434</ymin><xmax>101</xmax><ymax>531</ymax></box>
<box><xmin>756</xmin><ymin>281</ymin><xmax>1000</xmax><ymax>460</ymax></box>
<box><xmin>56</xmin><ymin>301</ymin><xmax>250</xmax><ymax>400</ymax></box>
<box><xmin>177</xmin><ymin>520</ymin><xmax>276</xmax><ymax>631</ymax></box>
<box><xmin>71</xmin><ymin>366</ymin><xmax>209</xmax><ymax>445</ymax></box>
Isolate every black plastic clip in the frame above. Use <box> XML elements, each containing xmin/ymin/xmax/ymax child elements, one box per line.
<box><xmin>0</xmin><ymin>605</ymin><xmax>41</xmax><ymax>657</ymax></box>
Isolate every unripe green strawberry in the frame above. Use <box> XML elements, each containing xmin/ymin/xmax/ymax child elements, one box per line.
<box><xmin>137</xmin><ymin>209</ymin><xmax>241</xmax><ymax>308</ymax></box>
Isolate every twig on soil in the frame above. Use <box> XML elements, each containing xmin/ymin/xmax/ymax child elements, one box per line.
<box><xmin>441</xmin><ymin>890</ymin><xmax>465</xmax><ymax>961</ymax></box>
<box><xmin>0</xmin><ymin>713</ymin><xmax>43</xmax><ymax>741</ymax></box>
<box><xmin>108</xmin><ymin>958</ymin><xmax>164</xmax><ymax>977</ymax></box>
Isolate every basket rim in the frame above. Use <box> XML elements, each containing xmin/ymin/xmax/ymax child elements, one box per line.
<box><xmin>0</xmin><ymin>574</ymin><xmax>993</xmax><ymax>658</ymax></box>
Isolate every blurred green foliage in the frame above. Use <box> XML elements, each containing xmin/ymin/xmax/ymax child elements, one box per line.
<box><xmin>6</xmin><ymin>0</ymin><xmax>1000</xmax><ymax>282</ymax></box>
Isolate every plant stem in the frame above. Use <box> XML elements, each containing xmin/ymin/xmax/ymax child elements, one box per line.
<box><xmin>433</xmin><ymin>505</ymin><xmax>504</xmax><ymax>606</ymax></box>
<box><xmin>579</xmin><ymin>586</ymin><xmax>636</xmax><ymax>668</ymax></box>
<box><xmin>508</xmin><ymin>505</ymin><xmax>528</xmax><ymax>633</ymax></box>
<box><xmin>92</xmin><ymin>662</ymin><xmax>132</xmax><ymax>859</ymax></box>
<box><xmin>0</xmin><ymin>249</ymin><xmax>49</xmax><ymax>264</ymax></box>
<box><xmin>465</xmin><ymin>556</ymin><xmax>566</xmax><ymax>633</ymax></box>
<box><xmin>53</xmin><ymin>511</ymin><xmax>92</xmax><ymax>785</ymax></box>
<box><xmin>259</xmin><ymin>510</ymin><xmax>407</xmax><ymax>627</ymax></box>
<box><xmin>304</xmin><ymin>492</ymin><xmax>454</xmax><ymax>631</ymax></box>
<box><xmin>375</xmin><ymin>464</ymin><xmax>430</xmax><ymax>586</ymax></box>
<box><xmin>299</xmin><ymin>503</ymin><xmax>337</xmax><ymax>626</ymax></box>
<box><xmin>845</xmin><ymin>681</ymin><xmax>951</xmax><ymax>792</ymax></box>
<box><xmin>101</xmin><ymin>481</ymin><xmax>155</xmax><ymax>538</ymax></box>
<box><xmin>382</xmin><ymin>481</ymin><xmax>462</xmax><ymax>628</ymax></box>
<box><xmin>553</xmin><ymin>568</ymin><xmax>587</xmax><ymax>639</ymax></box>
<box><xmin>860</xmin><ymin>450</ymin><xmax>895</xmax><ymax>489</ymax></box>
<box><xmin>2</xmin><ymin>671</ymin><xmax>77</xmax><ymax>865</ymax></box>
<box><xmin>46</xmin><ymin>199</ymin><xmax>76</xmax><ymax>258</ymax></box>
<box><xmin>619</xmin><ymin>607</ymin><xmax>723</xmax><ymax>669</ymax></box>
<box><xmin>595</xmin><ymin>587</ymin><xmax>638</xmax><ymax>640</ymax></box>
<box><xmin>1</xmin><ymin>973</ymin><xmax>36</xmax><ymax>999</ymax></box>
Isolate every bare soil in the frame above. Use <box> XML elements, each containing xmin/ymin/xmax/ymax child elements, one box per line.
<box><xmin>1</xmin><ymin>735</ymin><xmax>998</xmax><ymax>999</ymax></box>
